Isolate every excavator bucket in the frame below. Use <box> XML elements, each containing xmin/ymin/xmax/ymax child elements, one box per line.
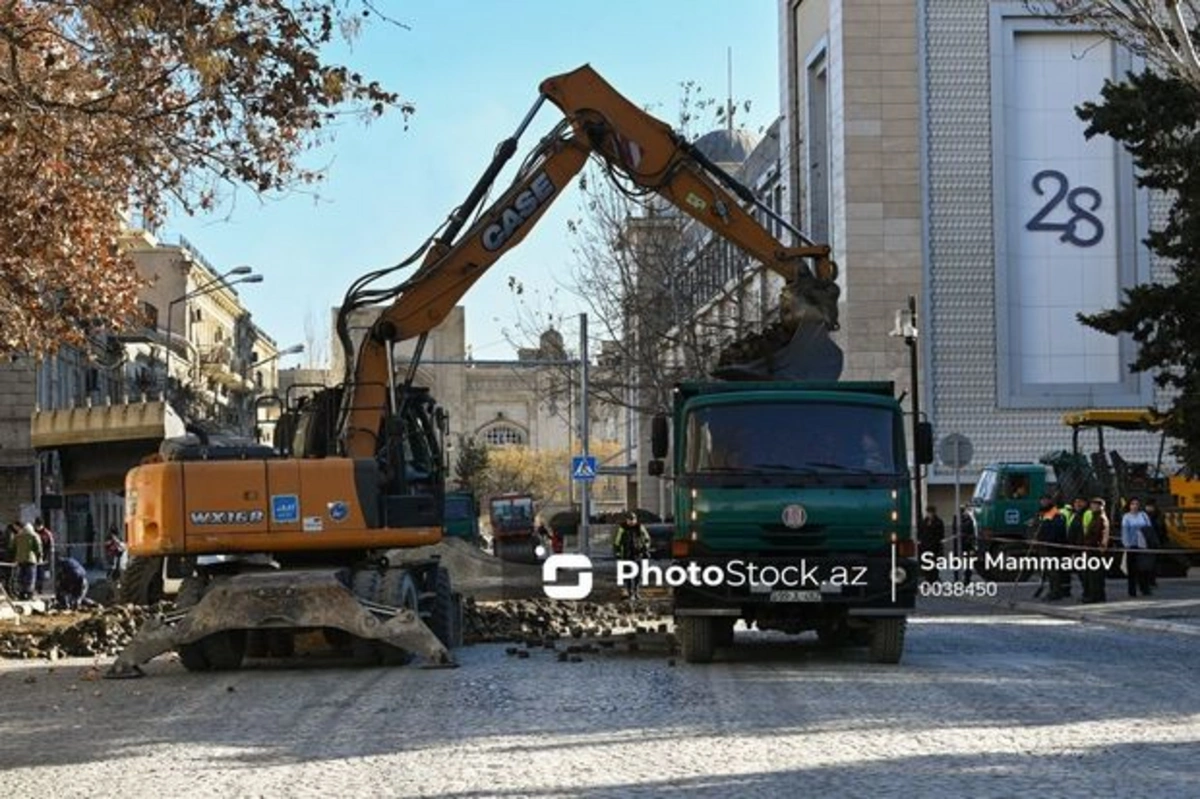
<box><xmin>712</xmin><ymin>271</ymin><xmax>844</xmax><ymax>382</ymax></box>
<box><xmin>711</xmin><ymin>320</ymin><xmax>844</xmax><ymax>381</ymax></box>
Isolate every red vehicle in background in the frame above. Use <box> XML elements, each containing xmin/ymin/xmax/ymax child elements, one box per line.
<box><xmin>488</xmin><ymin>493</ymin><xmax>540</xmax><ymax>562</ymax></box>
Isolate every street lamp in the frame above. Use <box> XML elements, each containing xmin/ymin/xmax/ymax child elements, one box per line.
<box><xmin>164</xmin><ymin>269</ymin><xmax>262</xmax><ymax>392</ymax></box>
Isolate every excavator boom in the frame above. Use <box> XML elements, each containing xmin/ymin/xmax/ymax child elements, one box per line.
<box><xmin>343</xmin><ymin>64</ymin><xmax>843</xmax><ymax>457</ymax></box>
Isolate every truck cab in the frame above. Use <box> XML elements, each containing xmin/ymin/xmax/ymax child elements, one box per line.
<box><xmin>651</xmin><ymin>381</ymin><xmax>931</xmax><ymax>664</ymax></box>
<box><xmin>968</xmin><ymin>463</ymin><xmax>1053</xmax><ymax>579</ymax></box>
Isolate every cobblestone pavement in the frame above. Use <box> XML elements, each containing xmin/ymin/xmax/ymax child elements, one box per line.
<box><xmin>0</xmin><ymin>598</ymin><xmax>1197</xmax><ymax>798</ymax></box>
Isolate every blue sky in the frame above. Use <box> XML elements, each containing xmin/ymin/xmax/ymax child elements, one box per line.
<box><xmin>168</xmin><ymin>0</ymin><xmax>781</xmax><ymax>364</ymax></box>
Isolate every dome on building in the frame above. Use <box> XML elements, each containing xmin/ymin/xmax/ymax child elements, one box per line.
<box><xmin>693</xmin><ymin>127</ymin><xmax>760</xmax><ymax>165</ymax></box>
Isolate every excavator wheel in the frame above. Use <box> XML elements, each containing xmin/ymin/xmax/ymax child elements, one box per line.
<box><xmin>202</xmin><ymin>630</ymin><xmax>247</xmax><ymax>671</ymax></box>
<box><xmin>117</xmin><ymin>556</ymin><xmax>165</xmax><ymax>606</ymax></box>
<box><xmin>429</xmin><ymin>567</ymin><xmax>461</xmax><ymax>648</ymax></box>
<box><xmin>381</xmin><ymin>572</ymin><xmax>419</xmax><ymax>665</ymax></box>
<box><xmin>174</xmin><ymin>576</ymin><xmax>212</xmax><ymax>672</ymax></box>
<box><xmin>348</xmin><ymin>568</ymin><xmax>419</xmax><ymax>665</ymax></box>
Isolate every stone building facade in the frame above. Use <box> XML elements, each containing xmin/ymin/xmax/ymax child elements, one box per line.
<box><xmin>2</xmin><ymin>230</ymin><xmax>285</xmax><ymax>565</ymax></box>
<box><xmin>297</xmin><ymin>305</ymin><xmax>628</xmax><ymax>516</ymax></box>
<box><xmin>779</xmin><ymin>0</ymin><xmax>1168</xmax><ymax>512</ymax></box>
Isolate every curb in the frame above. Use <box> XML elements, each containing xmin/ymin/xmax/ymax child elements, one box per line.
<box><xmin>998</xmin><ymin>598</ymin><xmax>1200</xmax><ymax>638</ymax></box>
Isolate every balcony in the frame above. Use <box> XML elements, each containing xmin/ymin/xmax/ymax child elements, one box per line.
<box><xmin>30</xmin><ymin>399</ymin><xmax>186</xmax><ymax>492</ymax></box>
<box><xmin>198</xmin><ymin>343</ymin><xmax>254</xmax><ymax>391</ymax></box>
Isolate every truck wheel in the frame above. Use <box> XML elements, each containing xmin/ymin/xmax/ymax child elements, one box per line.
<box><xmin>117</xmin><ymin>556</ymin><xmax>165</xmax><ymax>606</ymax></box>
<box><xmin>868</xmin><ymin>618</ymin><xmax>906</xmax><ymax>664</ymax></box>
<box><xmin>429</xmin><ymin>567</ymin><xmax>461</xmax><ymax>648</ymax></box>
<box><xmin>677</xmin><ymin>617</ymin><xmax>714</xmax><ymax>663</ymax></box>
<box><xmin>713</xmin><ymin>618</ymin><xmax>735</xmax><ymax>648</ymax></box>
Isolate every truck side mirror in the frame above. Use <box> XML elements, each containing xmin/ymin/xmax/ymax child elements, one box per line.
<box><xmin>648</xmin><ymin>459</ymin><xmax>664</xmax><ymax>477</ymax></box>
<box><xmin>916</xmin><ymin>421</ymin><xmax>934</xmax><ymax>465</ymax></box>
<box><xmin>651</xmin><ymin>414</ymin><xmax>669</xmax><ymax>459</ymax></box>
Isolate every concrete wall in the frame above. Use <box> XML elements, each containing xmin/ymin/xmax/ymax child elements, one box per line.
<box><xmin>0</xmin><ymin>357</ymin><xmax>37</xmax><ymax>523</ymax></box>
<box><xmin>784</xmin><ymin>0</ymin><xmax>923</xmax><ymax>408</ymax></box>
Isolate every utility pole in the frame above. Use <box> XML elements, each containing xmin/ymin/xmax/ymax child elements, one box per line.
<box><xmin>579</xmin><ymin>313</ymin><xmax>591</xmax><ymax>557</ymax></box>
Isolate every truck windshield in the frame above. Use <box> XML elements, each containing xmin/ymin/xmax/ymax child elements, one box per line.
<box><xmin>972</xmin><ymin>469</ymin><xmax>998</xmax><ymax>503</ymax></box>
<box><xmin>684</xmin><ymin>402</ymin><xmax>898</xmax><ymax>475</ymax></box>
<box><xmin>491</xmin><ymin>497</ymin><xmax>533</xmax><ymax>531</ymax></box>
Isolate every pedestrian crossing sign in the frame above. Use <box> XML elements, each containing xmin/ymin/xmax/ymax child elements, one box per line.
<box><xmin>571</xmin><ymin>455</ymin><xmax>597</xmax><ymax>481</ymax></box>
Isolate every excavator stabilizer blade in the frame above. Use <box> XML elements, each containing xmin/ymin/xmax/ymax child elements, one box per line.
<box><xmin>712</xmin><ymin>320</ymin><xmax>844</xmax><ymax>382</ymax></box>
<box><xmin>105</xmin><ymin>570</ymin><xmax>453</xmax><ymax>678</ymax></box>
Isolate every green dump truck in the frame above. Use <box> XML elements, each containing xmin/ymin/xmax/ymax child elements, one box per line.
<box><xmin>649</xmin><ymin>381</ymin><xmax>931</xmax><ymax>664</ymax></box>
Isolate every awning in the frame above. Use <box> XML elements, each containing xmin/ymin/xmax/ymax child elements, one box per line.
<box><xmin>31</xmin><ymin>400</ymin><xmax>186</xmax><ymax>492</ymax></box>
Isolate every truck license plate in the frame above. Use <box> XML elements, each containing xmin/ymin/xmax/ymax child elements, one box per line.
<box><xmin>769</xmin><ymin>590</ymin><xmax>821</xmax><ymax>603</ymax></box>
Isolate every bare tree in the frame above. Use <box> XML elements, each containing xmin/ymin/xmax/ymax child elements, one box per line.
<box><xmin>302</xmin><ymin>306</ymin><xmax>330</xmax><ymax>370</ymax></box>
<box><xmin>1028</xmin><ymin>1</ymin><xmax>1200</xmax><ymax>86</ymax></box>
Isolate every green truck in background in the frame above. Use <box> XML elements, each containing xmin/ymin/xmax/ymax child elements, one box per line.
<box><xmin>967</xmin><ymin>463</ymin><xmax>1052</xmax><ymax>579</ymax></box>
<box><xmin>443</xmin><ymin>491</ymin><xmax>481</xmax><ymax>546</ymax></box>
<box><xmin>649</xmin><ymin>380</ymin><xmax>932</xmax><ymax>664</ymax></box>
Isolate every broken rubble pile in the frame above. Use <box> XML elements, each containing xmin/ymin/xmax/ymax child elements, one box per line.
<box><xmin>1</xmin><ymin>597</ymin><xmax>674</xmax><ymax>659</ymax></box>
<box><xmin>462</xmin><ymin>597</ymin><xmax>672</xmax><ymax>644</ymax></box>
<box><xmin>0</xmin><ymin>605</ymin><xmax>161</xmax><ymax>660</ymax></box>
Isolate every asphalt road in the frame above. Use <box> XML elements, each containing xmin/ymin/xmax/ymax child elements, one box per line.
<box><xmin>1</xmin><ymin>598</ymin><xmax>1197</xmax><ymax>798</ymax></box>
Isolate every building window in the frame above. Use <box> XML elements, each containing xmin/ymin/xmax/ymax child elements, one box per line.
<box><xmin>990</xmin><ymin>10</ymin><xmax>1147</xmax><ymax>408</ymax></box>
<box><xmin>805</xmin><ymin>47</ymin><xmax>830</xmax><ymax>244</ymax></box>
<box><xmin>482</xmin><ymin>423</ymin><xmax>527</xmax><ymax>447</ymax></box>
<box><xmin>141</xmin><ymin>302</ymin><xmax>158</xmax><ymax>330</ymax></box>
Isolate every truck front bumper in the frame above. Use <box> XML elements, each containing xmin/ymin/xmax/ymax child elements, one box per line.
<box><xmin>666</xmin><ymin>554</ymin><xmax>917</xmax><ymax>616</ymax></box>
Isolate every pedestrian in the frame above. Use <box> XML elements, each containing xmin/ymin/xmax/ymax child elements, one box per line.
<box><xmin>534</xmin><ymin>516</ymin><xmax>561</xmax><ymax>557</ymax></box>
<box><xmin>918</xmin><ymin>506</ymin><xmax>945</xmax><ymax>583</ymax></box>
<box><xmin>12</xmin><ymin>523</ymin><xmax>43</xmax><ymax>600</ymax></box>
<box><xmin>1081</xmin><ymin>497</ymin><xmax>1110</xmax><ymax>604</ymax></box>
<box><xmin>1121</xmin><ymin>497</ymin><xmax>1154</xmax><ymax>597</ymax></box>
<box><xmin>104</xmin><ymin>525</ymin><xmax>127</xmax><ymax>582</ymax></box>
<box><xmin>1034</xmin><ymin>494</ymin><xmax>1068</xmax><ymax>600</ymax></box>
<box><xmin>1060</xmin><ymin>496</ymin><xmax>1090</xmax><ymax>599</ymax></box>
<box><xmin>959</xmin><ymin>506</ymin><xmax>976</xmax><ymax>585</ymax></box>
<box><xmin>33</xmin><ymin>517</ymin><xmax>55</xmax><ymax>594</ymax></box>
<box><xmin>55</xmin><ymin>556</ymin><xmax>89</xmax><ymax>610</ymax></box>
<box><xmin>1143</xmin><ymin>498</ymin><xmax>1166</xmax><ymax>589</ymax></box>
<box><xmin>613</xmin><ymin>511</ymin><xmax>650</xmax><ymax>600</ymax></box>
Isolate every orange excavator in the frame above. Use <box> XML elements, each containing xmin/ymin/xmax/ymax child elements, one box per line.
<box><xmin>108</xmin><ymin>64</ymin><xmax>843</xmax><ymax>676</ymax></box>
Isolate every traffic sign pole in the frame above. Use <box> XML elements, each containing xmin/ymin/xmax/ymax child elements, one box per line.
<box><xmin>938</xmin><ymin>433</ymin><xmax>974</xmax><ymax>584</ymax></box>
<box><xmin>579</xmin><ymin>313</ymin><xmax>590</xmax><ymax>557</ymax></box>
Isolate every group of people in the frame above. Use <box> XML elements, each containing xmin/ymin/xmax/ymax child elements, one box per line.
<box><xmin>918</xmin><ymin>492</ymin><xmax>1167</xmax><ymax>604</ymax></box>
<box><xmin>3</xmin><ymin>518</ymin><xmax>127</xmax><ymax>610</ymax></box>
<box><xmin>3</xmin><ymin>517</ymin><xmax>59</xmax><ymax>601</ymax></box>
<box><xmin>1033</xmin><ymin>492</ymin><xmax>1163</xmax><ymax>603</ymax></box>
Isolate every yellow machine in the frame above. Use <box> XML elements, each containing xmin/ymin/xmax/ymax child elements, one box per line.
<box><xmin>1062</xmin><ymin>408</ymin><xmax>1200</xmax><ymax>574</ymax></box>
<box><xmin>109</xmin><ymin>65</ymin><xmax>844</xmax><ymax>676</ymax></box>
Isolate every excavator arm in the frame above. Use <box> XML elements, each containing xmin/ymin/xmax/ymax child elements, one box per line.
<box><xmin>340</xmin><ymin>64</ymin><xmax>843</xmax><ymax>459</ymax></box>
